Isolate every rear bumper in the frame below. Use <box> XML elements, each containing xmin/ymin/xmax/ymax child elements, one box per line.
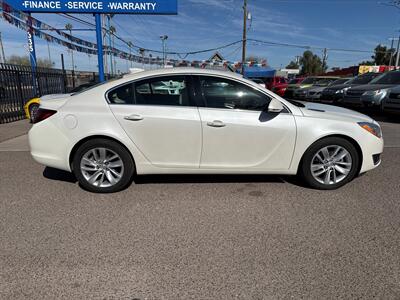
<box><xmin>29</xmin><ymin>119</ymin><xmax>72</xmax><ymax>172</ymax></box>
<box><xmin>382</xmin><ymin>103</ymin><xmax>400</xmax><ymax>114</ymax></box>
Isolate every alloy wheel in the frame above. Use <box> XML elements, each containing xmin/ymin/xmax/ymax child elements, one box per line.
<box><xmin>80</xmin><ymin>147</ymin><xmax>124</xmax><ymax>188</ymax></box>
<box><xmin>310</xmin><ymin>145</ymin><xmax>353</xmax><ymax>185</ymax></box>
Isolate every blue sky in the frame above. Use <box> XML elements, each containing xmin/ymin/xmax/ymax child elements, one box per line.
<box><xmin>0</xmin><ymin>0</ymin><xmax>399</xmax><ymax>72</ymax></box>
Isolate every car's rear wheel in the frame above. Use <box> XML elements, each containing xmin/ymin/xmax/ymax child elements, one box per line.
<box><xmin>299</xmin><ymin>137</ymin><xmax>360</xmax><ymax>190</ymax></box>
<box><xmin>72</xmin><ymin>139</ymin><xmax>135</xmax><ymax>193</ymax></box>
<box><xmin>29</xmin><ymin>104</ymin><xmax>39</xmax><ymax>123</ymax></box>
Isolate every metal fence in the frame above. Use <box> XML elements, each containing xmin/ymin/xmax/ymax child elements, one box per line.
<box><xmin>0</xmin><ymin>63</ymin><xmax>102</xmax><ymax>124</ymax></box>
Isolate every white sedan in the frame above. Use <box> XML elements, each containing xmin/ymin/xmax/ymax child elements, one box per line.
<box><xmin>29</xmin><ymin>68</ymin><xmax>383</xmax><ymax>193</ymax></box>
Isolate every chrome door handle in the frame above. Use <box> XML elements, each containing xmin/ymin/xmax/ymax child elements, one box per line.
<box><xmin>124</xmin><ymin>114</ymin><xmax>144</xmax><ymax>121</ymax></box>
<box><xmin>207</xmin><ymin>120</ymin><xmax>226</xmax><ymax>128</ymax></box>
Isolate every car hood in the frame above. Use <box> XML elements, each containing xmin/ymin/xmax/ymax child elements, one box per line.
<box><xmin>40</xmin><ymin>94</ymin><xmax>72</xmax><ymax>110</ymax></box>
<box><xmin>287</xmin><ymin>83</ymin><xmax>312</xmax><ymax>90</ymax></box>
<box><xmin>350</xmin><ymin>84</ymin><xmax>394</xmax><ymax>92</ymax></box>
<box><xmin>323</xmin><ymin>83</ymin><xmax>351</xmax><ymax>91</ymax></box>
<box><xmin>300</xmin><ymin>102</ymin><xmax>373</xmax><ymax>123</ymax></box>
<box><xmin>307</xmin><ymin>86</ymin><xmax>327</xmax><ymax>92</ymax></box>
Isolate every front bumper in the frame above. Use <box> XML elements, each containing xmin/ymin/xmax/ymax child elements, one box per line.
<box><xmin>361</xmin><ymin>94</ymin><xmax>384</xmax><ymax>107</ymax></box>
<box><xmin>320</xmin><ymin>92</ymin><xmax>343</xmax><ymax>104</ymax></box>
<box><xmin>359</xmin><ymin>134</ymin><xmax>384</xmax><ymax>173</ymax></box>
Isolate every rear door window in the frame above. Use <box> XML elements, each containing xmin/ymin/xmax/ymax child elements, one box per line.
<box><xmin>134</xmin><ymin>76</ymin><xmax>191</xmax><ymax>106</ymax></box>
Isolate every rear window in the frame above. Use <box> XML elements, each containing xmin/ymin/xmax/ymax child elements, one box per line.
<box><xmin>107</xmin><ymin>76</ymin><xmax>190</xmax><ymax>106</ymax></box>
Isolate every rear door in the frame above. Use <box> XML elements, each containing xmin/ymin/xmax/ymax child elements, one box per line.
<box><xmin>195</xmin><ymin>75</ymin><xmax>297</xmax><ymax>170</ymax></box>
<box><xmin>108</xmin><ymin>75</ymin><xmax>202</xmax><ymax>169</ymax></box>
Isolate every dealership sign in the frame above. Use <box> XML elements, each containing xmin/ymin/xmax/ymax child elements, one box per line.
<box><xmin>6</xmin><ymin>0</ymin><xmax>177</xmax><ymax>14</ymax></box>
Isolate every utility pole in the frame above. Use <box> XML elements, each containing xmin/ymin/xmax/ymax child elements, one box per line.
<box><xmin>102</xmin><ymin>14</ymin><xmax>108</xmax><ymax>77</ymax></box>
<box><xmin>47</xmin><ymin>40</ymin><xmax>52</xmax><ymax>65</ymax></box>
<box><xmin>140</xmin><ymin>48</ymin><xmax>145</xmax><ymax>69</ymax></box>
<box><xmin>241</xmin><ymin>0</ymin><xmax>247</xmax><ymax>75</ymax></box>
<box><xmin>396</xmin><ymin>35</ymin><xmax>400</xmax><ymax>68</ymax></box>
<box><xmin>128</xmin><ymin>42</ymin><xmax>133</xmax><ymax>68</ymax></box>
<box><xmin>322</xmin><ymin>48</ymin><xmax>328</xmax><ymax>73</ymax></box>
<box><xmin>65</xmin><ymin>24</ymin><xmax>74</xmax><ymax>72</ymax></box>
<box><xmin>0</xmin><ymin>32</ymin><xmax>6</xmax><ymax>63</ymax></box>
<box><xmin>389</xmin><ymin>37</ymin><xmax>395</xmax><ymax>69</ymax></box>
<box><xmin>160</xmin><ymin>35</ymin><xmax>168</xmax><ymax>67</ymax></box>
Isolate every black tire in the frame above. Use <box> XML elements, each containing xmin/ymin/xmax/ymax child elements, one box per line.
<box><xmin>299</xmin><ymin>137</ymin><xmax>360</xmax><ymax>190</ymax></box>
<box><xmin>72</xmin><ymin>138</ymin><xmax>135</xmax><ymax>193</ymax></box>
<box><xmin>29</xmin><ymin>103</ymin><xmax>40</xmax><ymax>123</ymax></box>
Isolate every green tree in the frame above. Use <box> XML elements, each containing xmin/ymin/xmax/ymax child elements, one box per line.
<box><xmin>299</xmin><ymin>50</ymin><xmax>326</xmax><ymax>75</ymax></box>
<box><xmin>359</xmin><ymin>44</ymin><xmax>397</xmax><ymax>66</ymax></box>
<box><xmin>371</xmin><ymin>44</ymin><xmax>396</xmax><ymax>65</ymax></box>
<box><xmin>7</xmin><ymin>55</ymin><xmax>53</xmax><ymax>68</ymax></box>
<box><xmin>286</xmin><ymin>60</ymin><xmax>299</xmax><ymax>69</ymax></box>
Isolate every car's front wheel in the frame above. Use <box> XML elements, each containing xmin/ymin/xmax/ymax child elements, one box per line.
<box><xmin>299</xmin><ymin>137</ymin><xmax>360</xmax><ymax>190</ymax></box>
<box><xmin>72</xmin><ymin>139</ymin><xmax>135</xmax><ymax>193</ymax></box>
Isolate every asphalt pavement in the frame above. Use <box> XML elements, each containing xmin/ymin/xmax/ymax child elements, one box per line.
<box><xmin>1</xmin><ymin>117</ymin><xmax>400</xmax><ymax>299</ymax></box>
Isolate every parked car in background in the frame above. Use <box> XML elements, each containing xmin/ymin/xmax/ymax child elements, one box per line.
<box><xmin>361</xmin><ymin>70</ymin><xmax>400</xmax><ymax>108</ymax></box>
<box><xmin>28</xmin><ymin>68</ymin><xmax>383</xmax><ymax>193</ymax></box>
<box><xmin>306</xmin><ymin>78</ymin><xmax>352</xmax><ymax>102</ymax></box>
<box><xmin>24</xmin><ymin>82</ymin><xmax>98</xmax><ymax>122</ymax></box>
<box><xmin>382</xmin><ymin>85</ymin><xmax>400</xmax><ymax>114</ymax></box>
<box><xmin>320</xmin><ymin>73</ymin><xmax>381</xmax><ymax>104</ymax></box>
<box><xmin>292</xmin><ymin>77</ymin><xmax>339</xmax><ymax>100</ymax></box>
<box><xmin>285</xmin><ymin>76</ymin><xmax>338</xmax><ymax>99</ymax></box>
<box><xmin>343</xmin><ymin>70</ymin><xmax>400</xmax><ymax>108</ymax></box>
<box><xmin>272</xmin><ymin>77</ymin><xmax>304</xmax><ymax>97</ymax></box>
<box><xmin>265</xmin><ymin>76</ymin><xmax>288</xmax><ymax>91</ymax></box>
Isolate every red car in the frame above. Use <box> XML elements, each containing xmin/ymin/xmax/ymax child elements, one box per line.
<box><xmin>271</xmin><ymin>77</ymin><xmax>305</xmax><ymax>97</ymax></box>
<box><xmin>264</xmin><ymin>76</ymin><xmax>288</xmax><ymax>91</ymax></box>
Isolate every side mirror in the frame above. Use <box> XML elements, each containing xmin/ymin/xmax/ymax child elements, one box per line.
<box><xmin>267</xmin><ymin>98</ymin><xmax>284</xmax><ymax>113</ymax></box>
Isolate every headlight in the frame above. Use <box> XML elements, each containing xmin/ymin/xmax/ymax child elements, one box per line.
<box><xmin>362</xmin><ymin>89</ymin><xmax>389</xmax><ymax>99</ymax></box>
<box><xmin>336</xmin><ymin>87</ymin><xmax>350</xmax><ymax>94</ymax></box>
<box><xmin>358</xmin><ymin>122</ymin><xmax>382</xmax><ymax>138</ymax></box>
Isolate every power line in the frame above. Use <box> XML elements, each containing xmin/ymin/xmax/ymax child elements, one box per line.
<box><xmin>248</xmin><ymin>38</ymin><xmax>391</xmax><ymax>54</ymax></box>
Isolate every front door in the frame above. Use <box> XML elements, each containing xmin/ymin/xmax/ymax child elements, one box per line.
<box><xmin>196</xmin><ymin>76</ymin><xmax>296</xmax><ymax>171</ymax></box>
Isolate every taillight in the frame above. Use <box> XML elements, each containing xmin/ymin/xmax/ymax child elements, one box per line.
<box><xmin>33</xmin><ymin>108</ymin><xmax>57</xmax><ymax>124</ymax></box>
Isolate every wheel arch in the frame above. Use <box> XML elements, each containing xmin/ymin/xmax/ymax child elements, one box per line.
<box><xmin>297</xmin><ymin>134</ymin><xmax>363</xmax><ymax>175</ymax></box>
<box><xmin>69</xmin><ymin>135</ymin><xmax>136</xmax><ymax>172</ymax></box>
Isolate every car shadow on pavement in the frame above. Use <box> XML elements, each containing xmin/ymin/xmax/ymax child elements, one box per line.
<box><xmin>42</xmin><ymin>167</ymin><xmax>308</xmax><ymax>189</ymax></box>
<box><xmin>134</xmin><ymin>174</ymin><xmax>304</xmax><ymax>186</ymax></box>
<box><xmin>43</xmin><ymin>167</ymin><xmax>77</xmax><ymax>184</ymax></box>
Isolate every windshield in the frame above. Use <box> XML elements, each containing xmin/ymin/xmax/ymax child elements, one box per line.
<box><xmin>331</xmin><ymin>78</ymin><xmax>351</xmax><ymax>85</ymax></box>
<box><xmin>350</xmin><ymin>73</ymin><xmax>379</xmax><ymax>84</ymax></box>
<box><xmin>369</xmin><ymin>71</ymin><xmax>400</xmax><ymax>85</ymax></box>
<box><xmin>314</xmin><ymin>78</ymin><xmax>337</xmax><ymax>86</ymax></box>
